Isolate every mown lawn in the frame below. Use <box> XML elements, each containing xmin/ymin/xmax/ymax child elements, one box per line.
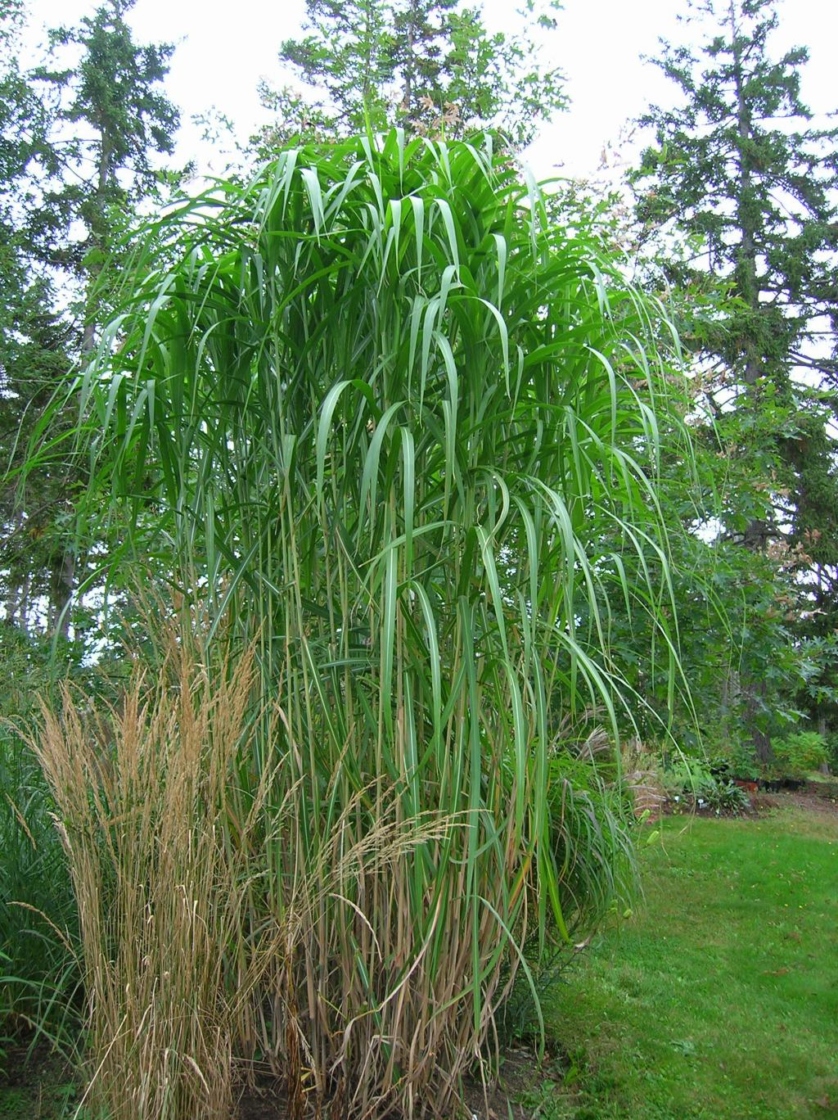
<box><xmin>538</xmin><ymin>802</ymin><xmax>838</xmax><ymax>1119</ymax></box>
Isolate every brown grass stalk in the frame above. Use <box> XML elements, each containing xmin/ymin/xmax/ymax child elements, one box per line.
<box><xmin>29</xmin><ymin>631</ymin><xmax>275</xmax><ymax>1120</ymax></box>
<box><xmin>30</xmin><ymin>618</ymin><xmax>475</xmax><ymax>1120</ymax></box>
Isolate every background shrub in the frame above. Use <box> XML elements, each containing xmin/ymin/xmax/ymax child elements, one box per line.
<box><xmin>772</xmin><ymin>731</ymin><xmax>829</xmax><ymax>777</ymax></box>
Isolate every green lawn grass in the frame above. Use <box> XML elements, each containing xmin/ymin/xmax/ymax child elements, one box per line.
<box><xmin>540</xmin><ymin>805</ymin><xmax>838</xmax><ymax>1119</ymax></box>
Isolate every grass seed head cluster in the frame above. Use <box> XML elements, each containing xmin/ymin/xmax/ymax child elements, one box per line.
<box><xmin>30</xmin><ymin>628</ymin><xmax>272</xmax><ymax>1120</ymax></box>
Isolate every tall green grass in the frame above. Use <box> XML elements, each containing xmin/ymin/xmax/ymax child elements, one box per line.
<box><xmin>0</xmin><ymin>732</ymin><xmax>80</xmax><ymax>1051</ymax></box>
<box><xmin>30</xmin><ymin>131</ymin><xmax>691</xmax><ymax>1116</ymax></box>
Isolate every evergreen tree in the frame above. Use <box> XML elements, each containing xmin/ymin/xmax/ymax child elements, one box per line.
<box><xmin>0</xmin><ymin>0</ymin><xmax>74</xmax><ymax>634</ymax></box>
<box><xmin>1</xmin><ymin>0</ymin><xmax>179</xmax><ymax>638</ymax></box>
<box><xmin>392</xmin><ymin>0</ymin><xmax>459</xmax><ymax>129</ymax></box>
<box><xmin>255</xmin><ymin>0</ymin><xmax>565</xmax><ymax>150</ymax></box>
<box><xmin>33</xmin><ymin>0</ymin><xmax>179</xmax><ymax>348</ymax></box>
<box><xmin>632</xmin><ymin>0</ymin><xmax>838</xmax><ymax>752</ymax></box>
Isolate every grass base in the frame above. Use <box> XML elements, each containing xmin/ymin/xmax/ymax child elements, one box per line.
<box><xmin>5</xmin><ymin>798</ymin><xmax>837</xmax><ymax>1119</ymax></box>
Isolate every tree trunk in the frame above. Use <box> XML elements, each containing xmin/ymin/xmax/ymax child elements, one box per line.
<box><xmin>49</xmin><ymin>548</ymin><xmax>74</xmax><ymax>640</ymax></box>
<box><xmin>730</xmin><ymin>2</ymin><xmax>774</xmax><ymax>763</ymax></box>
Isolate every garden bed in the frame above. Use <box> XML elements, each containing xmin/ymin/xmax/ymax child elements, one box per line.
<box><xmin>662</xmin><ymin>775</ymin><xmax>838</xmax><ymax>819</ymax></box>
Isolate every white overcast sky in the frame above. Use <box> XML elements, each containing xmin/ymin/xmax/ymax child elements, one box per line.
<box><xmin>19</xmin><ymin>0</ymin><xmax>838</xmax><ymax>180</ymax></box>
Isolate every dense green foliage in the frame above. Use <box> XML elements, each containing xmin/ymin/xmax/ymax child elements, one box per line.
<box><xmin>0</xmin><ymin>630</ymin><xmax>81</xmax><ymax>1044</ymax></box>
<box><xmin>632</xmin><ymin>0</ymin><xmax>838</xmax><ymax>757</ymax></box>
<box><xmin>256</xmin><ymin>0</ymin><xmax>565</xmax><ymax>148</ymax></box>
<box><xmin>0</xmin><ymin>1</ymin><xmax>76</xmax><ymax>633</ymax></box>
<box><xmin>28</xmin><ymin>129</ymin><xmax>692</xmax><ymax>1114</ymax></box>
<box><xmin>0</xmin><ymin>0</ymin><xmax>179</xmax><ymax>638</ymax></box>
<box><xmin>771</xmin><ymin>730</ymin><xmax>829</xmax><ymax>777</ymax></box>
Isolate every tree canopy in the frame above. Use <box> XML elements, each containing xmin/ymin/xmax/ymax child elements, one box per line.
<box><xmin>255</xmin><ymin>0</ymin><xmax>566</xmax><ymax>149</ymax></box>
<box><xmin>632</xmin><ymin>0</ymin><xmax>838</xmax><ymax>751</ymax></box>
<box><xmin>0</xmin><ymin>0</ymin><xmax>179</xmax><ymax>637</ymax></box>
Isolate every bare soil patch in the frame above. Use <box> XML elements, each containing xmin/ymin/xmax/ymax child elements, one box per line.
<box><xmin>235</xmin><ymin>1072</ymin><xmax>286</xmax><ymax>1120</ymax></box>
<box><xmin>753</xmin><ymin>778</ymin><xmax>838</xmax><ymax>816</ymax></box>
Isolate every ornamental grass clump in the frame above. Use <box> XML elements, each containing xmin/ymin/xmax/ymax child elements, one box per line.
<box><xmin>29</xmin><ymin>631</ymin><xmax>274</xmax><ymax>1120</ymax></box>
<box><xmin>35</xmin><ymin>130</ymin><xmax>692</xmax><ymax>1116</ymax></box>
